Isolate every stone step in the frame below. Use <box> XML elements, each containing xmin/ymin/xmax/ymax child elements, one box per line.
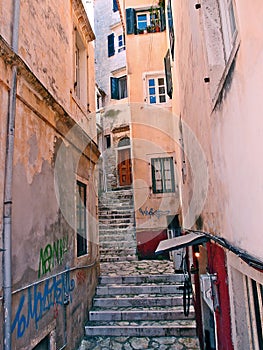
<box><xmin>99</xmin><ymin>191</ymin><xmax>133</xmax><ymax>199</ymax></box>
<box><xmin>85</xmin><ymin>320</ymin><xmax>197</xmax><ymax>337</ymax></box>
<box><xmin>99</xmin><ymin>223</ymin><xmax>134</xmax><ymax>229</ymax></box>
<box><xmin>99</xmin><ymin>247</ymin><xmax>136</xmax><ymax>254</ymax></box>
<box><xmin>99</xmin><ymin>206</ymin><xmax>134</xmax><ymax>212</ymax></box>
<box><xmin>100</xmin><ymin>241</ymin><xmax>137</xmax><ymax>249</ymax></box>
<box><xmin>89</xmin><ymin>306</ymin><xmax>195</xmax><ymax>322</ymax></box>
<box><xmin>99</xmin><ymin>228</ymin><xmax>134</xmax><ymax>235</ymax></box>
<box><xmin>99</xmin><ymin>255</ymin><xmax>137</xmax><ymax>262</ymax></box>
<box><xmin>95</xmin><ymin>284</ymin><xmax>184</xmax><ymax>296</ymax></box>
<box><xmin>99</xmin><ymin>214</ymin><xmax>134</xmax><ymax>221</ymax></box>
<box><xmin>98</xmin><ymin>274</ymin><xmax>184</xmax><ymax>285</ymax></box>
<box><xmin>93</xmin><ymin>295</ymin><xmax>183</xmax><ymax>308</ymax></box>
<box><xmin>99</xmin><ymin>217</ymin><xmax>132</xmax><ymax>223</ymax></box>
<box><xmin>99</xmin><ymin>233</ymin><xmax>135</xmax><ymax>242</ymax></box>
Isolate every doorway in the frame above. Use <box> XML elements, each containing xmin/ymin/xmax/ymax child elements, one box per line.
<box><xmin>117</xmin><ymin>137</ymin><xmax>132</xmax><ymax>187</ymax></box>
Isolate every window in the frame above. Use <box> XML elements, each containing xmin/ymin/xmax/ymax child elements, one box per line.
<box><xmin>32</xmin><ymin>336</ymin><xmax>49</xmax><ymax>350</ymax></box>
<box><xmin>245</xmin><ymin>277</ymin><xmax>263</xmax><ymax>349</ymax></box>
<box><xmin>220</xmin><ymin>0</ymin><xmax>237</xmax><ymax>55</ymax></box>
<box><xmin>126</xmin><ymin>7</ymin><xmax>166</xmax><ymax>35</ymax></box>
<box><xmin>118</xmin><ymin>34</ymin><xmax>125</xmax><ymax>52</ymax></box>
<box><xmin>151</xmin><ymin>157</ymin><xmax>175</xmax><ymax>193</ymax></box>
<box><xmin>147</xmin><ymin>77</ymin><xmax>167</xmax><ymax>104</ymax></box>
<box><xmin>105</xmin><ymin>134</ymin><xmax>111</xmax><ymax>149</ymax></box>
<box><xmin>110</xmin><ymin>76</ymin><xmax>127</xmax><ymax>100</ymax></box>
<box><xmin>113</xmin><ymin>0</ymin><xmax>118</xmax><ymax>12</ymax></box>
<box><xmin>74</xmin><ymin>30</ymin><xmax>87</xmax><ymax>105</ymax></box>
<box><xmin>74</xmin><ymin>44</ymin><xmax>80</xmax><ymax>98</ymax></box>
<box><xmin>137</xmin><ymin>13</ymin><xmax>148</xmax><ymax>31</ymax></box>
<box><xmin>201</xmin><ymin>0</ymin><xmax>238</xmax><ymax>100</ymax></box>
<box><xmin>108</xmin><ymin>33</ymin><xmax>115</xmax><ymax>57</ymax></box>
<box><xmin>76</xmin><ymin>181</ymin><xmax>87</xmax><ymax>257</ymax></box>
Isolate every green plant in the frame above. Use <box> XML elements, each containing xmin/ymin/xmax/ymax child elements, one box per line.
<box><xmin>158</xmin><ymin>0</ymin><xmax>165</xmax><ymax>8</ymax></box>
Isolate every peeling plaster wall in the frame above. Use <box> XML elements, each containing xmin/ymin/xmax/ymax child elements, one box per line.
<box><xmin>0</xmin><ymin>1</ymin><xmax>99</xmax><ymax>349</ymax></box>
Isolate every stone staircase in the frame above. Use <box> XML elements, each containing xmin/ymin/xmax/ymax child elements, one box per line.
<box><xmin>98</xmin><ymin>189</ymin><xmax>137</xmax><ymax>262</ymax></box>
<box><xmin>84</xmin><ymin>273</ymin><xmax>199</xmax><ymax>345</ymax></box>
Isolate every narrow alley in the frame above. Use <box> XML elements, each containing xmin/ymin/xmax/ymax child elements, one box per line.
<box><xmin>1</xmin><ymin>0</ymin><xmax>263</xmax><ymax>350</ymax></box>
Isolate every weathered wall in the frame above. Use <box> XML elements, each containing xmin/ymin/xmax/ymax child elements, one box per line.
<box><xmin>0</xmin><ymin>1</ymin><xmax>99</xmax><ymax>349</ymax></box>
<box><xmin>173</xmin><ymin>0</ymin><xmax>263</xmax><ymax>348</ymax></box>
<box><xmin>94</xmin><ymin>0</ymin><xmax>126</xmax><ymax>104</ymax></box>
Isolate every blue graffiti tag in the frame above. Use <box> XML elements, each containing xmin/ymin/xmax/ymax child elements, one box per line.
<box><xmin>11</xmin><ymin>269</ymin><xmax>75</xmax><ymax>339</ymax></box>
<box><xmin>139</xmin><ymin>207</ymin><xmax>170</xmax><ymax>219</ymax></box>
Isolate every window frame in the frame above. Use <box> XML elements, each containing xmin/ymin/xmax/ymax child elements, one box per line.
<box><xmin>76</xmin><ymin>180</ymin><xmax>88</xmax><ymax>257</ymax></box>
<box><xmin>146</xmin><ymin>75</ymin><xmax>167</xmax><ymax>104</ymax></box>
<box><xmin>73</xmin><ymin>29</ymin><xmax>88</xmax><ymax>107</ymax></box>
<box><xmin>245</xmin><ymin>276</ymin><xmax>263</xmax><ymax>349</ymax></box>
<box><xmin>151</xmin><ymin>157</ymin><xmax>175</xmax><ymax>194</ymax></box>
<box><xmin>110</xmin><ymin>75</ymin><xmax>128</xmax><ymax>100</ymax></box>
<box><xmin>201</xmin><ymin>0</ymin><xmax>239</xmax><ymax>106</ymax></box>
<box><xmin>118</xmin><ymin>34</ymin><xmax>125</xmax><ymax>52</ymax></box>
<box><xmin>126</xmin><ymin>7</ymin><xmax>166</xmax><ymax>35</ymax></box>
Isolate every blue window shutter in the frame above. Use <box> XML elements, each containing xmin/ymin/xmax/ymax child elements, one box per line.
<box><xmin>108</xmin><ymin>33</ymin><xmax>115</xmax><ymax>57</ymax></box>
<box><xmin>160</xmin><ymin>7</ymin><xmax>166</xmax><ymax>32</ymax></box>
<box><xmin>111</xmin><ymin>77</ymin><xmax>119</xmax><ymax>99</ymax></box>
<box><xmin>113</xmin><ymin>0</ymin><xmax>118</xmax><ymax>12</ymax></box>
<box><xmin>126</xmin><ymin>8</ymin><xmax>136</xmax><ymax>34</ymax></box>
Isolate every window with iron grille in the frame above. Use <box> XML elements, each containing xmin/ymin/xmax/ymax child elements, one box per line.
<box><xmin>151</xmin><ymin>157</ymin><xmax>175</xmax><ymax>193</ymax></box>
<box><xmin>76</xmin><ymin>181</ymin><xmax>87</xmax><ymax>257</ymax></box>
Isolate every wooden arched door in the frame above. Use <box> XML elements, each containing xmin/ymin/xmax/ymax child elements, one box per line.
<box><xmin>118</xmin><ymin>147</ymin><xmax>132</xmax><ymax>186</ymax></box>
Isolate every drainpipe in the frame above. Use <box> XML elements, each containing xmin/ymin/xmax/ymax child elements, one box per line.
<box><xmin>3</xmin><ymin>1</ymin><xmax>20</xmax><ymax>350</ymax></box>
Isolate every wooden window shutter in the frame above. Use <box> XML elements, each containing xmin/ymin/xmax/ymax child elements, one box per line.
<box><xmin>126</xmin><ymin>8</ymin><xmax>136</xmax><ymax>34</ymax></box>
<box><xmin>108</xmin><ymin>33</ymin><xmax>115</xmax><ymax>57</ymax></box>
<box><xmin>110</xmin><ymin>77</ymin><xmax>119</xmax><ymax>99</ymax></box>
<box><xmin>113</xmin><ymin>0</ymin><xmax>118</xmax><ymax>12</ymax></box>
<box><xmin>160</xmin><ymin>7</ymin><xmax>166</xmax><ymax>32</ymax></box>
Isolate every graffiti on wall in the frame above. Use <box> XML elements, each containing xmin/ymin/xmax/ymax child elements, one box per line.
<box><xmin>38</xmin><ymin>236</ymin><xmax>68</xmax><ymax>277</ymax></box>
<box><xmin>11</xmin><ymin>268</ymin><xmax>75</xmax><ymax>339</ymax></box>
<box><xmin>139</xmin><ymin>207</ymin><xmax>170</xmax><ymax>219</ymax></box>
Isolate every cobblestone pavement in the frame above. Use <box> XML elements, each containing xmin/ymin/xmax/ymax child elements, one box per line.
<box><xmin>79</xmin><ymin>335</ymin><xmax>200</xmax><ymax>350</ymax></box>
<box><xmin>77</xmin><ymin>260</ymin><xmax>201</xmax><ymax>350</ymax></box>
<box><xmin>100</xmin><ymin>259</ymin><xmax>175</xmax><ymax>276</ymax></box>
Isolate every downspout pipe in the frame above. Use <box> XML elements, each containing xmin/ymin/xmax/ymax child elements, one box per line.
<box><xmin>3</xmin><ymin>1</ymin><xmax>20</xmax><ymax>349</ymax></box>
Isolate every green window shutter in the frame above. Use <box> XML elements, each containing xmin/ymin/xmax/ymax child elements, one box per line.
<box><xmin>160</xmin><ymin>7</ymin><xmax>166</xmax><ymax>32</ymax></box>
<box><xmin>111</xmin><ymin>77</ymin><xmax>119</xmax><ymax>99</ymax></box>
<box><xmin>108</xmin><ymin>33</ymin><xmax>115</xmax><ymax>57</ymax></box>
<box><xmin>126</xmin><ymin>8</ymin><xmax>136</xmax><ymax>34</ymax></box>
